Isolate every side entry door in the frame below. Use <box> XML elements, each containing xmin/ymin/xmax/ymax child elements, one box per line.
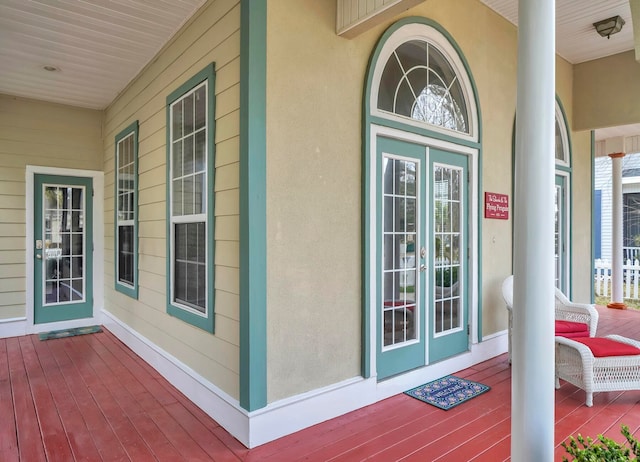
<box><xmin>33</xmin><ymin>174</ymin><xmax>93</xmax><ymax>324</ymax></box>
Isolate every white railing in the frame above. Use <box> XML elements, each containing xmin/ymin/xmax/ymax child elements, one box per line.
<box><xmin>594</xmin><ymin>258</ymin><xmax>640</xmax><ymax>299</ymax></box>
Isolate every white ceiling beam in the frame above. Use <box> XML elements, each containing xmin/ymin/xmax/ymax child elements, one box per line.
<box><xmin>336</xmin><ymin>0</ymin><xmax>426</xmax><ymax>39</ymax></box>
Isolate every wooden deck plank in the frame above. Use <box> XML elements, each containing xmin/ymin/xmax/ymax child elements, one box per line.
<box><xmin>329</xmin><ymin>376</ymin><xmax>512</xmax><ymax>461</ymax></box>
<box><xmin>46</xmin><ymin>336</ymin><xmax>131</xmax><ymax>461</ymax></box>
<box><xmin>64</xmin><ymin>335</ymin><xmax>160</xmax><ymax>462</ymax></box>
<box><xmin>19</xmin><ymin>336</ymin><xmax>75</xmax><ymax>462</ymax></box>
<box><xmin>0</xmin><ymin>339</ymin><xmax>18</xmax><ymax>461</ymax></box>
<box><xmin>430</xmin><ymin>417</ymin><xmax>511</xmax><ymax>461</ymax></box>
<box><xmin>6</xmin><ymin>337</ymin><xmax>47</xmax><ymax>462</ymax></box>
<box><xmin>2</xmin><ymin>305</ymin><xmax>639</xmax><ymax>461</ymax></box>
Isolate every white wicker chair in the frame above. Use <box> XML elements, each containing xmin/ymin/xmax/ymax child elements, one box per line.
<box><xmin>501</xmin><ymin>275</ymin><xmax>599</xmax><ymax>363</ymax></box>
<box><xmin>555</xmin><ymin>335</ymin><xmax>640</xmax><ymax>406</ymax></box>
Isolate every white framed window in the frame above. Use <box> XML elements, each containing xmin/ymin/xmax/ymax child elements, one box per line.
<box><xmin>166</xmin><ymin>63</ymin><xmax>215</xmax><ymax>332</ymax></box>
<box><xmin>115</xmin><ymin>121</ymin><xmax>138</xmax><ymax>298</ymax></box>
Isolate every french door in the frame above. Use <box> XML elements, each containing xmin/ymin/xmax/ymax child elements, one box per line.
<box><xmin>555</xmin><ymin>174</ymin><xmax>568</xmax><ymax>293</ymax></box>
<box><xmin>33</xmin><ymin>174</ymin><xmax>94</xmax><ymax>324</ymax></box>
<box><xmin>376</xmin><ymin>137</ymin><xmax>469</xmax><ymax>379</ymax></box>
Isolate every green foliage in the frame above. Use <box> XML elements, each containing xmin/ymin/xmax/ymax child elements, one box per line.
<box><xmin>562</xmin><ymin>425</ymin><xmax>640</xmax><ymax>461</ymax></box>
<box><xmin>435</xmin><ymin>267</ymin><xmax>458</xmax><ymax>288</ymax></box>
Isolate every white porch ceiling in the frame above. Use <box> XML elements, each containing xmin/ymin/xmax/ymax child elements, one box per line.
<box><xmin>0</xmin><ymin>0</ymin><xmax>635</xmax><ymax>114</ymax></box>
<box><xmin>0</xmin><ymin>0</ymin><xmax>207</xmax><ymax>110</ymax></box>
<box><xmin>480</xmin><ymin>0</ymin><xmax>635</xmax><ymax>65</ymax></box>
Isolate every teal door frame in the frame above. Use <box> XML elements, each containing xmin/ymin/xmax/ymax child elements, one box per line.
<box><xmin>33</xmin><ymin>174</ymin><xmax>94</xmax><ymax>324</ymax></box>
<box><xmin>375</xmin><ymin>137</ymin><xmax>472</xmax><ymax>379</ymax></box>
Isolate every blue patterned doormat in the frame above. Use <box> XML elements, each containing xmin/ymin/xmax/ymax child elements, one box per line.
<box><xmin>404</xmin><ymin>375</ymin><xmax>491</xmax><ymax>410</ymax></box>
<box><xmin>39</xmin><ymin>325</ymin><xmax>102</xmax><ymax>341</ymax></box>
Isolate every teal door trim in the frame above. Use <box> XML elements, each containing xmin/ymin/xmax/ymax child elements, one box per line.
<box><xmin>33</xmin><ymin>174</ymin><xmax>94</xmax><ymax>324</ymax></box>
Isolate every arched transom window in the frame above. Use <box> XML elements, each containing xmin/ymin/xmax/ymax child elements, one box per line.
<box><xmin>371</xmin><ymin>23</ymin><xmax>477</xmax><ymax>141</ymax></box>
<box><xmin>555</xmin><ymin>102</ymin><xmax>570</xmax><ymax>166</ymax></box>
<box><xmin>378</xmin><ymin>40</ymin><xmax>467</xmax><ymax>133</ymax></box>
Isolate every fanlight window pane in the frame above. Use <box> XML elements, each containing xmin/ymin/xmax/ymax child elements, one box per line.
<box><xmin>377</xmin><ymin>40</ymin><xmax>468</xmax><ymax>133</ymax></box>
<box><xmin>555</xmin><ymin>119</ymin><xmax>565</xmax><ymax>162</ymax></box>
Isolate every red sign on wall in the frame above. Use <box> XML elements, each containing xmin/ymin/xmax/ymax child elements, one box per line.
<box><xmin>484</xmin><ymin>192</ymin><xmax>509</xmax><ymax>219</ymax></box>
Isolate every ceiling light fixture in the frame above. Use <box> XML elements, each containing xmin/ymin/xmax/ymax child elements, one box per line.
<box><xmin>593</xmin><ymin>15</ymin><xmax>625</xmax><ymax>39</ymax></box>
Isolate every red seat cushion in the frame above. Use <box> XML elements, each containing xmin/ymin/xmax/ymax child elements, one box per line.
<box><xmin>555</xmin><ymin>320</ymin><xmax>589</xmax><ymax>336</ymax></box>
<box><xmin>573</xmin><ymin>337</ymin><xmax>640</xmax><ymax>357</ymax></box>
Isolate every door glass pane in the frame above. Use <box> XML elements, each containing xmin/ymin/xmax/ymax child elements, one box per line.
<box><xmin>43</xmin><ymin>185</ymin><xmax>85</xmax><ymax>305</ymax></box>
<box><xmin>382</xmin><ymin>156</ymin><xmax>417</xmax><ymax>347</ymax></box>
<box><xmin>433</xmin><ymin>164</ymin><xmax>462</xmax><ymax>334</ymax></box>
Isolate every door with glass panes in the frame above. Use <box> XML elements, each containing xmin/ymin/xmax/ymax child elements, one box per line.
<box><xmin>377</xmin><ymin>137</ymin><xmax>469</xmax><ymax>379</ymax></box>
<box><xmin>33</xmin><ymin>174</ymin><xmax>93</xmax><ymax>324</ymax></box>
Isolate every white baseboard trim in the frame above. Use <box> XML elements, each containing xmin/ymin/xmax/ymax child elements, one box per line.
<box><xmin>0</xmin><ymin>317</ymin><xmax>27</xmax><ymax>338</ymax></box>
<box><xmin>0</xmin><ymin>315</ymin><xmax>109</xmax><ymax>340</ymax></box>
<box><xmin>101</xmin><ymin>309</ymin><xmax>508</xmax><ymax>448</ymax></box>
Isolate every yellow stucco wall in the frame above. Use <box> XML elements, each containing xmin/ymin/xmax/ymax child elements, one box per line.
<box><xmin>265</xmin><ymin>0</ymin><xmax>592</xmax><ymax>401</ymax></box>
<box><xmin>557</xmin><ymin>57</ymin><xmax>593</xmax><ymax>303</ymax></box>
<box><xmin>0</xmin><ymin>94</ymin><xmax>103</xmax><ymax>320</ymax></box>
<box><xmin>102</xmin><ymin>0</ymin><xmax>241</xmax><ymax>399</ymax></box>
<box><xmin>574</xmin><ymin>51</ymin><xmax>640</xmax><ymax>131</ymax></box>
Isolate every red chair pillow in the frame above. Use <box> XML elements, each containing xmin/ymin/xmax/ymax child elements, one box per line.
<box><xmin>573</xmin><ymin>337</ymin><xmax>640</xmax><ymax>357</ymax></box>
<box><xmin>555</xmin><ymin>320</ymin><xmax>589</xmax><ymax>336</ymax></box>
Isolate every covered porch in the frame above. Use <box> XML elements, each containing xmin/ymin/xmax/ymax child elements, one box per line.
<box><xmin>3</xmin><ymin>305</ymin><xmax>639</xmax><ymax>461</ymax></box>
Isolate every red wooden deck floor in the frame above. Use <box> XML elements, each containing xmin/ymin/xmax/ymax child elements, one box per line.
<box><xmin>1</xmin><ymin>305</ymin><xmax>639</xmax><ymax>461</ymax></box>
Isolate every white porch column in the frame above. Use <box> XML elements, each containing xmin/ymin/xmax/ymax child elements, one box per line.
<box><xmin>607</xmin><ymin>138</ymin><xmax>626</xmax><ymax>309</ymax></box>
<box><xmin>512</xmin><ymin>0</ymin><xmax>556</xmax><ymax>460</ymax></box>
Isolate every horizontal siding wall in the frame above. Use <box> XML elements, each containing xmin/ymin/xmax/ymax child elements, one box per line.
<box><xmin>0</xmin><ymin>94</ymin><xmax>103</xmax><ymax>320</ymax></box>
<box><xmin>102</xmin><ymin>0</ymin><xmax>241</xmax><ymax>399</ymax></box>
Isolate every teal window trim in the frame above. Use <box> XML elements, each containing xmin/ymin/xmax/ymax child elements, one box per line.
<box><xmin>165</xmin><ymin>63</ymin><xmax>216</xmax><ymax>333</ymax></box>
<box><xmin>114</xmin><ymin>120</ymin><xmax>139</xmax><ymax>299</ymax></box>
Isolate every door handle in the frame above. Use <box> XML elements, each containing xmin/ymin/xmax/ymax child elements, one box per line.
<box><xmin>36</xmin><ymin>254</ymin><xmax>42</xmax><ymax>259</ymax></box>
<box><xmin>420</xmin><ymin>264</ymin><xmax>427</xmax><ymax>272</ymax></box>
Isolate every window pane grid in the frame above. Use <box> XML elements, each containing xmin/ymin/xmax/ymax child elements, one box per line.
<box><xmin>43</xmin><ymin>185</ymin><xmax>85</xmax><ymax>305</ymax></box>
<box><xmin>169</xmin><ymin>79</ymin><xmax>209</xmax><ymax>316</ymax></box>
<box><xmin>171</xmin><ymin>83</ymin><xmax>207</xmax><ymax>219</ymax></box>
<box><xmin>116</xmin><ymin>127</ymin><xmax>137</xmax><ymax>289</ymax></box>
<box><xmin>382</xmin><ymin>156</ymin><xmax>418</xmax><ymax>348</ymax></box>
<box><xmin>378</xmin><ymin>40</ymin><xmax>468</xmax><ymax>133</ymax></box>
<box><xmin>433</xmin><ymin>165</ymin><xmax>462</xmax><ymax>335</ymax></box>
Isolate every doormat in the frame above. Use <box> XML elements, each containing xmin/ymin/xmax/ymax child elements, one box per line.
<box><xmin>404</xmin><ymin>375</ymin><xmax>490</xmax><ymax>410</ymax></box>
<box><xmin>39</xmin><ymin>325</ymin><xmax>102</xmax><ymax>341</ymax></box>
